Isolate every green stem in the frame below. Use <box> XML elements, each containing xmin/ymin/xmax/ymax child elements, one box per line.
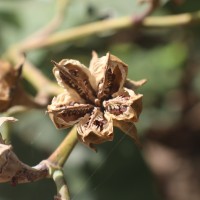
<box><xmin>48</xmin><ymin>126</ymin><xmax>78</xmax><ymax>167</ymax></box>
<box><xmin>53</xmin><ymin>170</ymin><xmax>70</xmax><ymax>200</ymax></box>
<box><xmin>20</xmin><ymin>0</ymin><xmax>71</xmax><ymax>46</ymax></box>
<box><xmin>19</xmin><ymin>11</ymin><xmax>200</xmax><ymax>51</ymax></box>
<box><xmin>3</xmin><ymin>0</ymin><xmax>71</xmax><ymax>97</ymax></box>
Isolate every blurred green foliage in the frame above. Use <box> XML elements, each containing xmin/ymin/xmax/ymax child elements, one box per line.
<box><xmin>1</xmin><ymin>0</ymin><xmax>200</xmax><ymax>199</ymax></box>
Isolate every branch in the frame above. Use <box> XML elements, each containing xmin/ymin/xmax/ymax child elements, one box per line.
<box><xmin>0</xmin><ymin>116</ymin><xmax>76</xmax><ymax>194</ymax></box>
<box><xmin>53</xmin><ymin>170</ymin><xmax>70</xmax><ymax>200</ymax></box>
<box><xmin>134</xmin><ymin>0</ymin><xmax>160</xmax><ymax>23</ymax></box>
<box><xmin>3</xmin><ymin>0</ymin><xmax>70</xmax><ymax>98</ymax></box>
<box><xmin>6</xmin><ymin>51</ymin><xmax>62</xmax><ymax>96</ymax></box>
<box><xmin>20</xmin><ymin>0</ymin><xmax>71</xmax><ymax>48</ymax></box>
<box><xmin>18</xmin><ymin>11</ymin><xmax>200</xmax><ymax>51</ymax></box>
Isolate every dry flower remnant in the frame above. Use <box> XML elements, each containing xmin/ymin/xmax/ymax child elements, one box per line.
<box><xmin>0</xmin><ymin>58</ymin><xmax>46</xmax><ymax>113</ymax></box>
<box><xmin>0</xmin><ymin>60</ymin><xmax>22</xmax><ymax>112</ymax></box>
<box><xmin>48</xmin><ymin>52</ymin><xmax>145</xmax><ymax>150</ymax></box>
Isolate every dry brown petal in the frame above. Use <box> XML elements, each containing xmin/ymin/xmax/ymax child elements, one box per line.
<box><xmin>77</xmin><ymin>107</ymin><xmax>113</xmax><ymax>150</ymax></box>
<box><xmin>125</xmin><ymin>78</ymin><xmax>147</xmax><ymax>90</ymax></box>
<box><xmin>103</xmin><ymin>88</ymin><xmax>143</xmax><ymax>123</ymax></box>
<box><xmin>48</xmin><ymin>92</ymin><xmax>94</xmax><ymax>129</ymax></box>
<box><xmin>89</xmin><ymin>52</ymin><xmax>128</xmax><ymax>102</ymax></box>
<box><xmin>52</xmin><ymin>59</ymin><xmax>97</xmax><ymax>104</ymax></box>
<box><xmin>114</xmin><ymin>120</ymin><xmax>141</xmax><ymax>147</ymax></box>
<box><xmin>89</xmin><ymin>51</ymin><xmax>108</xmax><ymax>90</ymax></box>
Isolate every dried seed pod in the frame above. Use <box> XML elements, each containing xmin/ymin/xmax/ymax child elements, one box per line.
<box><xmin>52</xmin><ymin>59</ymin><xmax>97</xmax><ymax>104</ymax></box>
<box><xmin>89</xmin><ymin>52</ymin><xmax>128</xmax><ymax>101</ymax></box>
<box><xmin>103</xmin><ymin>88</ymin><xmax>143</xmax><ymax>123</ymax></box>
<box><xmin>48</xmin><ymin>52</ymin><xmax>145</xmax><ymax>149</ymax></box>
<box><xmin>77</xmin><ymin>107</ymin><xmax>113</xmax><ymax>150</ymax></box>
<box><xmin>48</xmin><ymin>92</ymin><xmax>94</xmax><ymax>129</ymax></box>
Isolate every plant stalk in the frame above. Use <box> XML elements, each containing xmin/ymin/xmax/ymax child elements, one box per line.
<box><xmin>48</xmin><ymin>126</ymin><xmax>78</xmax><ymax>167</ymax></box>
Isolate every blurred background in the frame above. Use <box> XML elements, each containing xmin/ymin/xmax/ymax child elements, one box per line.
<box><xmin>1</xmin><ymin>0</ymin><xmax>200</xmax><ymax>199</ymax></box>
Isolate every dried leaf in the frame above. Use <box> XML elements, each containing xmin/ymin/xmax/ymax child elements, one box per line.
<box><xmin>0</xmin><ymin>143</ymin><xmax>48</xmax><ymax>183</ymax></box>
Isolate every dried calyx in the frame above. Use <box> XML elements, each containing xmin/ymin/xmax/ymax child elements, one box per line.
<box><xmin>48</xmin><ymin>52</ymin><xmax>146</xmax><ymax>150</ymax></box>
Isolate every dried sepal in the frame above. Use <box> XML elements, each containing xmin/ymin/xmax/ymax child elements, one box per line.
<box><xmin>52</xmin><ymin>59</ymin><xmax>97</xmax><ymax>104</ymax></box>
<box><xmin>125</xmin><ymin>78</ymin><xmax>147</xmax><ymax>90</ymax></box>
<box><xmin>47</xmin><ymin>92</ymin><xmax>94</xmax><ymax>129</ymax></box>
<box><xmin>89</xmin><ymin>52</ymin><xmax>128</xmax><ymax>101</ymax></box>
<box><xmin>114</xmin><ymin>120</ymin><xmax>141</xmax><ymax>147</ymax></box>
<box><xmin>103</xmin><ymin>88</ymin><xmax>143</xmax><ymax>122</ymax></box>
<box><xmin>77</xmin><ymin>107</ymin><xmax>113</xmax><ymax>150</ymax></box>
